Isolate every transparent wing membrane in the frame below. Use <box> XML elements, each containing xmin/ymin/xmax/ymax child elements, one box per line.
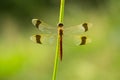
<box><xmin>63</xmin><ymin>35</ymin><xmax>91</xmax><ymax>46</ymax></box>
<box><xmin>30</xmin><ymin>34</ymin><xmax>57</xmax><ymax>45</ymax></box>
<box><xmin>73</xmin><ymin>35</ymin><xmax>91</xmax><ymax>45</ymax></box>
<box><xmin>32</xmin><ymin>19</ymin><xmax>56</xmax><ymax>34</ymax></box>
<box><xmin>64</xmin><ymin>22</ymin><xmax>92</xmax><ymax>35</ymax></box>
<box><xmin>63</xmin><ymin>22</ymin><xmax>92</xmax><ymax>45</ymax></box>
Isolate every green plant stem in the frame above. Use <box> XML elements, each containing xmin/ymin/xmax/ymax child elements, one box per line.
<box><xmin>59</xmin><ymin>0</ymin><xmax>65</xmax><ymax>23</ymax></box>
<box><xmin>52</xmin><ymin>38</ymin><xmax>59</xmax><ymax>80</ymax></box>
<box><xmin>52</xmin><ymin>0</ymin><xmax>65</xmax><ymax>80</ymax></box>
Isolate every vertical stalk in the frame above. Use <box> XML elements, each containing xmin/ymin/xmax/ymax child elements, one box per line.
<box><xmin>52</xmin><ymin>38</ymin><xmax>59</xmax><ymax>80</ymax></box>
<box><xmin>59</xmin><ymin>0</ymin><xmax>65</xmax><ymax>23</ymax></box>
<box><xmin>52</xmin><ymin>0</ymin><xmax>65</xmax><ymax>80</ymax></box>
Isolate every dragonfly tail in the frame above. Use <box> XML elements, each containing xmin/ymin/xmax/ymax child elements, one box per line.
<box><xmin>59</xmin><ymin>35</ymin><xmax>63</xmax><ymax>61</ymax></box>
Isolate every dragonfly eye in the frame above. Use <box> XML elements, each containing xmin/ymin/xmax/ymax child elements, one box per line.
<box><xmin>82</xmin><ymin>23</ymin><xmax>88</xmax><ymax>32</ymax></box>
<box><xmin>58</xmin><ymin>23</ymin><xmax>64</xmax><ymax>27</ymax></box>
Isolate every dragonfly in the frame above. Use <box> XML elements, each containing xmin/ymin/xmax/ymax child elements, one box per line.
<box><xmin>30</xmin><ymin>19</ymin><xmax>92</xmax><ymax>61</ymax></box>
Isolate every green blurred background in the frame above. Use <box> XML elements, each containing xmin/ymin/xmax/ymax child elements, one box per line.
<box><xmin>0</xmin><ymin>0</ymin><xmax>120</xmax><ymax>80</ymax></box>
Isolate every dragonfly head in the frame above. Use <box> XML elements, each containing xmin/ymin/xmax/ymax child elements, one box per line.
<box><xmin>58</xmin><ymin>23</ymin><xmax>64</xmax><ymax>28</ymax></box>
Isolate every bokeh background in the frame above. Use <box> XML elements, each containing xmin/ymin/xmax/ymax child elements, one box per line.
<box><xmin>0</xmin><ymin>0</ymin><xmax>120</xmax><ymax>80</ymax></box>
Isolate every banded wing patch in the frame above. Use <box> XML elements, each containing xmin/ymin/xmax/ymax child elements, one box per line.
<box><xmin>32</xmin><ymin>35</ymin><xmax>42</xmax><ymax>44</ymax></box>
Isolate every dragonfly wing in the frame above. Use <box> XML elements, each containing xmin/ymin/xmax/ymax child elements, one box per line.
<box><xmin>64</xmin><ymin>22</ymin><xmax>92</xmax><ymax>45</ymax></box>
<box><xmin>64</xmin><ymin>35</ymin><xmax>91</xmax><ymax>46</ymax></box>
<box><xmin>64</xmin><ymin>22</ymin><xmax>92</xmax><ymax>35</ymax></box>
<box><xmin>32</xmin><ymin>19</ymin><xmax>56</xmax><ymax>34</ymax></box>
<box><xmin>30</xmin><ymin>34</ymin><xmax>57</xmax><ymax>45</ymax></box>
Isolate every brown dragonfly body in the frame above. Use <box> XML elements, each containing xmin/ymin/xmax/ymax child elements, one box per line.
<box><xmin>58</xmin><ymin>23</ymin><xmax>64</xmax><ymax>61</ymax></box>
